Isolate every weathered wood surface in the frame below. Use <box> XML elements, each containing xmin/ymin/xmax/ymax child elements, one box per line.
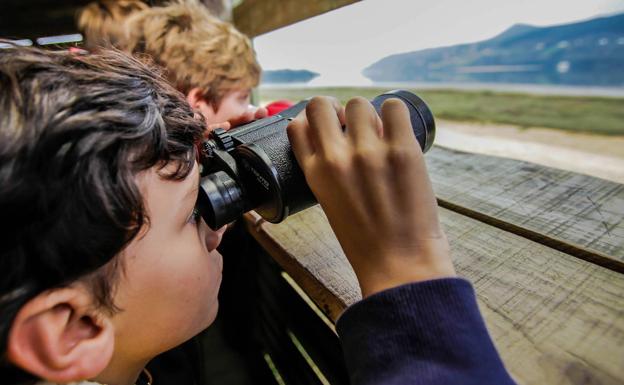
<box><xmin>244</xmin><ymin>206</ymin><xmax>624</xmax><ymax>385</ymax></box>
<box><xmin>233</xmin><ymin>0</ymin><xmax>359</xmax><ymax>38</ymax></box>
<box><xmin>427</xmin><ymin>146</ymin><xmax>624</xmax><ymax>271</ymax></box>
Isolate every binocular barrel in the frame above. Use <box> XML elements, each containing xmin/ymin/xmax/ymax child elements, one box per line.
<box><xmin>197</xmin><ymin>90</ymin><xmax>435</xmax><ymax>230</ymax></box>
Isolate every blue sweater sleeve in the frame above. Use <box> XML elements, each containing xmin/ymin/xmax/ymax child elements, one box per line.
<box><xmin>336</xmin><ymin>278</ymin><xmax>516</xmax><ymax>385</ymax></box>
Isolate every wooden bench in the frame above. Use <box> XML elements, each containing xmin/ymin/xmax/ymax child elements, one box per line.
<box><xmin>235</xmin><ymin>145</ymin><xmax>624</xmax><ymax>385</ymax></box>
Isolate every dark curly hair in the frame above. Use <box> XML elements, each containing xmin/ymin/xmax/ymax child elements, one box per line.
<box><xmin>0</xmin><ymin>45</ymin><xmax>205</xmax><ymax>383</ymax></box>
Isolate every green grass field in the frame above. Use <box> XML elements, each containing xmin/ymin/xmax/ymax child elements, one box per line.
<box><xmin>259</xmin><ymin>87</ymin><xmax>624</xmax><ymax>136</ymax></box>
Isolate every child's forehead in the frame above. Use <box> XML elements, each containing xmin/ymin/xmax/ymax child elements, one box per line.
<box><xmin>136</xmin><ymin>162</ymin><xmax>199</xmax><ymax>199</ymax></box>
<box><xmin>225</xmin><ymin>88</ymin><xmax>251</xmax><ymax>96</ymax></box>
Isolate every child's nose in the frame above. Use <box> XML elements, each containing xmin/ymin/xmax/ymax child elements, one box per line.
<box><xmin>201</xmin><ymin>221</ymin><xmax>227</xmax><ymax>251</ymax></box>
<box><xmin>214</xmin><ymin>225</ymin><xmax>227</xmax><ymax>237</ymax></box>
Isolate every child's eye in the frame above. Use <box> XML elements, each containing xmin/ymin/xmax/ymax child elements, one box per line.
<box><xmin>189</xmin><ymin>206</ymin><xmax>202</xmax><ymax>225</ymax></box>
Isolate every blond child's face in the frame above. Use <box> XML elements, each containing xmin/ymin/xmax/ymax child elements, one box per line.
<box><xmin>96</xmin><ymin>161</ymin><xmax>225</xmax><ymax>381</ymax></box>
<box><xmin>203</xmin><ymin>89</ymin><xmax>252</xmax><ymax>126</ymax></box>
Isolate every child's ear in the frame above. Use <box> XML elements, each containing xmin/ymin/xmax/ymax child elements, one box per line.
<box><xmin>187</xmin><ymin>87</ymin><xmax>217</xmax><ymax>122</ymax></box>
<box><xmin>6</xmin><ymin>285</ymin><xmax>115</xmax><ymax>383</ymax></box>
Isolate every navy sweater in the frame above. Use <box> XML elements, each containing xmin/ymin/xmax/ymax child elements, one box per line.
<box><xmin>336</xmin><ymin>278</ymin><xmax>516</xmax><ymax>385</ymax></box>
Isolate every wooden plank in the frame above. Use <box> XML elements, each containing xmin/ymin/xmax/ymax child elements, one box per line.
<box><xmin>252</xmin><ymin>251</ymin><xmax>349</xmax><ymax>385</ymax></box>
<box><xmin>244</xmin><ymin>212</ymin><xmax>356</xmax><ymax>320</ymax></box>
<box><xmin>244</xmin><ymin>206</ymin><xmax>624</xmax><ymax>385</ymax></box>
<box><xmin>233</xmin><ymin>0</ymin><xmax>359</xmax><ymax>38</ymax></box>
<box><xmin>254</xmin><ymin>254</ymin><xmax>328</xmax><ymax>385</ymax></box>
<box><xmin>426</xmin><ymin>146</ymin><xmax>624</xmax><ymax>271</ymax></box>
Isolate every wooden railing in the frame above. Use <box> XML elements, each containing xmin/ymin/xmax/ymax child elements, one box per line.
<box><xmin>233</xmin><ymin>0</ymin><xmax>359</xmax><ymax>38</ymax></box>
<box><xmin>236</xmin><ymin>146</ymin><xmax>624</xmax><ymax>385</ymax></box>
<box><xmin>213</xmin><ymin>2</ymin><xmax>624</xmax><ymax>384</ymax></box>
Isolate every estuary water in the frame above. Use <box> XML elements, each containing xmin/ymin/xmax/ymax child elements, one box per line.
<box><xmin>260</xmin><ymin>81</ymin><xmax>624</xmax><ymax>98</ymax></box>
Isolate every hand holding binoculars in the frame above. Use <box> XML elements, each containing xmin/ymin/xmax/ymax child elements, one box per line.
<box><xmin>197</xmin><ymin>90</ymin><xmax>435</xmax><ymax>230</ymax></box>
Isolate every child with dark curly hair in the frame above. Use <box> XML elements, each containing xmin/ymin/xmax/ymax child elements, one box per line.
<box><xmin>0</xmin><ymin>45</ymin><xmax>514</xmax><ymax>385</ymax></box>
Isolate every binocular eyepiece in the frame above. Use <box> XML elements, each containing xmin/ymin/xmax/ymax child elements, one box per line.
<box><xmin>197</xmin><ymin>90</ymin><xmax>435</xmax><ymax>230</ymax></box>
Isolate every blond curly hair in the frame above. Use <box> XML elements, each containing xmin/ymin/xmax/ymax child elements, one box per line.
<box><xmin>77</xmin><ymin>0</ymin><xmax>149</xmax><ymax>50</ymax></box>
<box><xmin>124</xmin><ymin>0</ymin><xmax>261</xmax><ymax>107</ymax></box>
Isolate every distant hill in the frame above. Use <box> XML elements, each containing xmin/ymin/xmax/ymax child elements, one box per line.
<box><xmin>262</xmin><ymin>69</ymin><xmax>319</xmax><ymax>84</ymax></box>
<box><xmin>363</xmin><ymin>13</ymin><xmax>624</xmax><ymax>86</ymax></box>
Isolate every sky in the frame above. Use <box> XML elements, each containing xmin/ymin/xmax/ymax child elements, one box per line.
<box><xmin>254</xmin><ymin>0</ymin><xmax>624</xmax><ymax>85</ymax></box>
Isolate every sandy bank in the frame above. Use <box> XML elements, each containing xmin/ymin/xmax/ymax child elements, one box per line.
<box><xmin>435</xmin><ymin>120</ymin><xmax>624</xmax><ymax>184</ymax></box>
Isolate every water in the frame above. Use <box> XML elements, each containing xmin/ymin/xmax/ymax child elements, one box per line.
<box><xmin>260</xmin><ymin>81</ymin><xmax>624</xmax><ymax>98</ymax></box>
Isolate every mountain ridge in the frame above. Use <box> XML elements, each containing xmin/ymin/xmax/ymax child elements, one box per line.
<box><xmin>363</xmin><ymin>13</ymin><xmax>624</xmax><ymax>86</ymax></box>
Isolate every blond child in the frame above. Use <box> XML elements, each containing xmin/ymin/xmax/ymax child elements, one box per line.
<box><xmin>77</xmin><ymin>0</ymin><xmax>149</xmax><ymax>51</ymax></box>
<box><xmin>123</xmin><ymin>0</ymin><xmax>267</xmax><ymax>131</ymax></box>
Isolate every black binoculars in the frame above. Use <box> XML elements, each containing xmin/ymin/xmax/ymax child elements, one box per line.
<box><xmin>197</xmin><ymin>90</ymin><xmax>436</xmax><ymax>230</ymax></box>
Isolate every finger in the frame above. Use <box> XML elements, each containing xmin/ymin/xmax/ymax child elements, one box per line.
<box><xmin>227</xmin><ymin>110</ymin><xmax>254</xmax><ymax>128</ymax></box>
<box><xmin>375</xmin><ymin>114</ymin><xmax>384</xmax><ymax>138</ymax></box>
<box><xmin>305</xmin><ymin>96</ymin><xmax>346</xmax><ymax>155</ymax></box>
<box><xmin>345</xmin><ymin>97</ymin><xmax>380</xmax><ymax>146</ymax></box>
<box><xmin>287</xmin><ymin>113</ymin><xmax>315</xmax><ymax>167</ymax></box>
<box><xmin>207</xmin><ymin>121</ymin><xmax>231</xmax><ymax>130</ymax></box>
<box><xmin>204</xmin><ymin>121</ymin><xmax>231</xmax><ymax>138</ymax></box>
<box><xmin>381</xmin><ymin>98</ymin><xmax>418</xmax><ymax>148</ymax></box>
<box><xmin>254</xmin><ymin>106</ymin><xmax>269</xmax><ymax>120</ymax></box>
<box><xmin>333</xmin><ymin>99</ymin><xmax>346</xmax><ymax>127</ymax></box>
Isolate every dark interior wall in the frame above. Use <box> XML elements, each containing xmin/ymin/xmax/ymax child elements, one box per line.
<box><xmin>0</xmin><ymin>0</ymin><xmax>230</xmax><ymax>41</ymax></box>
<box><xmin>0</xmin><ymin>0</ymin><xmax>92</xmax><ymax>40</ymax></box>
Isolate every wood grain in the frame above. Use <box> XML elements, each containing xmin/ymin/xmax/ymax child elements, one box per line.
<box><xmin>244</xmin><ymin>206</ymin><xmax>624</xmax><ymax>385</ymax></box>
<box><xmin>233</xmin><ymin>0</ymin><xmax>359</xmax><ymax>37</ymax></box>
<box><xmin>426</xmin><ymin>146</ymin><xmax>624</xmax><ymax>270</ymax></box>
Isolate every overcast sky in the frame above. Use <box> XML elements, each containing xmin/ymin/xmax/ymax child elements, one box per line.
<box><xmin>254</xmin><ymin>0</ymin><xmax>624</xmax><ymax>85</ymax></box>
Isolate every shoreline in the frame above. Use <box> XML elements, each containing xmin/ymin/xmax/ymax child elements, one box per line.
<box><xmin>260</xmin><ymin>82</ymin><xmax>624</xmax><ymax>98</ymax></box>
<box><xmin>434</xmin><ymin>119</ymin><xmax>624</xmax><ymax>184</ymax></box>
